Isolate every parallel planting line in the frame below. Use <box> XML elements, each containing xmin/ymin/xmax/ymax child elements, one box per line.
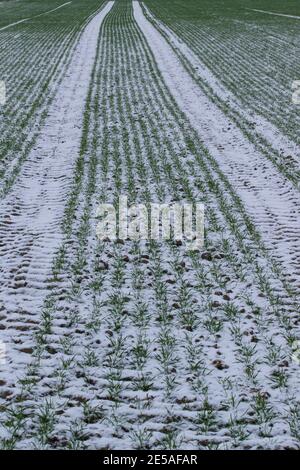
<box><xmin>0</xmin><ymin>1</ymin><xmax>114</xmax><ymax>394</ymax></box>
<box><xmin>0</xmin><ymin>1</ymin><xmax>108</xmax><ymax>193</ymax></box>
<box><xmin>144</xmin><ymin>0</ymin><xmax>300</xmax><ymax>163</ymax></box>
<box><xmin>134</xmin><ymin>1</ymin><xmax>300</xmax><ymax>292</ymax></box>
<box><xmin>1</xmin><ymin>0</ymin><xmax>299</xmax><ymax>450</ymax></box>
<box><xmin>141</xmin><ymin>3</ymin><xmax>300</xmax><ymax>180</ymax></box>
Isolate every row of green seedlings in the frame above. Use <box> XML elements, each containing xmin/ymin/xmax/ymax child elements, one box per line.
<box><xmin>141</xmin><ymin>3</ymin><xmax>300</xmax><ymax>188</ymax></box>
<box><xmin>0</xmin><ymin>1</ymin><xmax>105</xmax><ymax>194</ymax></box>
<box><xmin>115</xmin><ymin>10</ymin><xmax>300</xmax><ymax>448</ymax></box>
<box><xmin>1</xmin><ymin>0</ymin><xmax>298</xmax><ymax>448</ymax></box>
<box><xmin>111</xmin><ymin>16</ymin><xmax>244</xmax><ymax>447</ymax></box>
<box><xmin>0</xmin><ymin>7</ymin><xmax>110</xmax><ymax>447</ymax></box>
<box><xmin>144</xmin><ymin>0</ymin><xmax>300</xmax><ymax>166</ymax></box>
<box><xmin>128</xmin><ymin>48</ymin><xmax>299</xmax><ymax>444</ymax></box>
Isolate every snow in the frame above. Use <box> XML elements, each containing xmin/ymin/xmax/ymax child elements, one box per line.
<box><xmin>0</xmin><ymin>0</ymin><xmax>299</xmax><ymax>451</ymax></box>
<box><xmin>0</xmin><ymin>1</ymin><xmax>72</xmax><ymax>32</ymax></box>
<box><xmin>141</xmin><ymin>4</ymin><xmax>300</xmax><ymax>167</ymax></box>
<box><xmin>0</xmin><ymin>1</ymin><xmax>114</xmax><ymax>387</ymax></box>
<box><xmin>133</xmin><ymin>1</ymin><xmax>300</xmax><ymax>290</ymax></box>
<box><xmin>248</xmin><ymin>8</ymin><xmax>300</xmax><ymax>21</ymax></box>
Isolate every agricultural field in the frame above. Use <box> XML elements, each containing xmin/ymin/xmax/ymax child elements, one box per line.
<box><xmin>0</xmin><ymin>0</ymin><xmax>299</xmax><ymax>451</ymax></box>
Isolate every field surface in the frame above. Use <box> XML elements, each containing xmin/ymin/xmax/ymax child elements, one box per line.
<box><xmin>0</xmin><ymin>0</ymin><xmax>299</xmax><ymax>450</ymax></box>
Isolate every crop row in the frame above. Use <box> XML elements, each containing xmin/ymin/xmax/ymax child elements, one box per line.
<box><xmin>0</xmin><ymin>0</ymin><xmax>106</xmax><ymax>195</ymax></box>
<box><xmin>144</xmin><ymin>0</ymin><xmax>300</xmax><ymax>187</ymax></box>
<box><xmin>1</xmin><ymin>0</ymin><xmax>299</xmax><ymax>449</ymax></box>
<box><xmin>0</xmin><ymin>0</ymin><xmax>67</xmax><ymax>28</ymax></box>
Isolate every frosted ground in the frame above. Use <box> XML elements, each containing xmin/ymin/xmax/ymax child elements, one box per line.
<box><xmin>0</xmin><ymin>0</ymin><xmax>299</xmax><ymax>450</ymax></box>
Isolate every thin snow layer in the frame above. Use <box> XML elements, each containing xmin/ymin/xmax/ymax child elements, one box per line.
<box><xmin>0</xmin><ymin>18</ymin><xmax>30</xmax><ymax>31</ymax></box>
<box><xmin>142</xmin><ymin>4</ymin><xmax>300</xmax><ymax>165</ymax></box>
<box><xmin>249</xmin><ymin>8</ymin><xmax>300</xmax><ymax>20</ymax></box>
<box><xmin>0</xmin><ymin>2</ymin><xmax>72</xmax><ymax>32</ymax></box>
<box><xmin>133</xmin><ymin>1</ymin><xmax>300</xmax><ymax>290</ymax></box>
<box><xmin>0</xmin><ymin>1</ymin><xmax>114</xmax><ymax>383</ymax></box>
<box><xmin>37</xmin><ymin>2</ymin><xmax>72</xmax><ymax>15</ymax></box>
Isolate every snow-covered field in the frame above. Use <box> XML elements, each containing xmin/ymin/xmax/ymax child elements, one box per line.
<box><xmin>0</xmin><ymin>0</ymin><xmax>299</xmax><ymax>450</ymax></box>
